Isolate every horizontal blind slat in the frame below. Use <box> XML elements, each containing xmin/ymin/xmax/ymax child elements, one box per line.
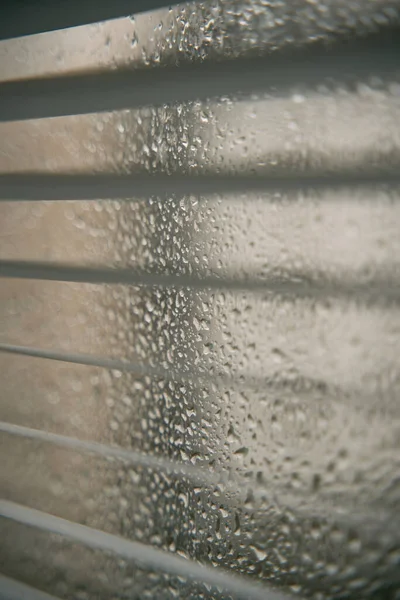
<box><xmin>0</xmin><ymin>260</ymin><xmax>398</xmax><ymax>305</ymax></box>
<box><xmin>0</xmin><ymin>0</ymin><xmax>178</xmax><ymax>41</ymax></box>
<box><xmin>0</xmin><ymin>575</ymin><xmax>61</xmax><ymax>600</ymax></box>
<box><xmin>0</xmin><ymin>172</ymin><xmax>399</xmax><ymax>201</ymax></box>
<box><xmin>0</xmin><ymin>31</ymin><xmax>398</xmax><ymax>122</ymax></box>
<box><xmin>0</xmin><ymin>500</ymin><xmax>292</xmax><ymax>600</ymax></box>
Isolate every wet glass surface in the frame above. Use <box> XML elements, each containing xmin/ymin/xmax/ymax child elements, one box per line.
<box><xmin>0</xmin><ymin>2</ymin><xmax>399</xmax><ymax>599</ymax></box>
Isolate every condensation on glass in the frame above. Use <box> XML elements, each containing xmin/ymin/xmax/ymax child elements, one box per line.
<box><xmin>0</xmin><ymin>1</ymin><xmax>399</xmax><ymax>599</ymax></box>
